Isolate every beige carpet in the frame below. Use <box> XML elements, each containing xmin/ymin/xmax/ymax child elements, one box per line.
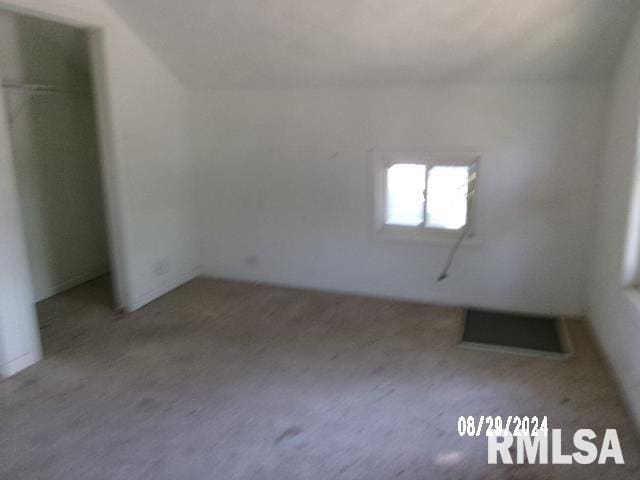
<box><xmin>0</xmin><ymin>276</ymin><xmax>638</xmax><ymax>479</ymax></box>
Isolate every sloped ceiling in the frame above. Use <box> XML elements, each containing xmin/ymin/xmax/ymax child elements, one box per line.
<box><xmin>105</xmin><ymin>0</ymin><xmax>640</xmax><ymax>89</ymax></box>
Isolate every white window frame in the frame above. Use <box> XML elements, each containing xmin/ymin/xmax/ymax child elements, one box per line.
<box><xmin>372</xmin><ymin>149</ymin><xmax>479</xmax><ymax>244</ymax></box>
<box><xmin>622</xmin><ymin>151</ymin><xmax>640</xmax><ymax>291</ymax></box>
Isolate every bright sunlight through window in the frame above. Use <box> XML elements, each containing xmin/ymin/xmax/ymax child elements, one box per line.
<box><xmin>385</xmin><ymin>163</ymin><xmax>426</xmax><ymax>226</ymax></box>
<box><xmin>425</xmin><ymin>166</ymin><xmax>470</xmax><ymax>230</ymax></box>
<box><xmin>377</xmin><ymin>152</ymin><xmax>477</xmax><ymax>240</ymax></box>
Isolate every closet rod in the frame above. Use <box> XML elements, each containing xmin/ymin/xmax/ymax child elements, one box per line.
<box><xmin>2</xmin><ymin>81</ymin><xmax>89</xmax><ymax>95</ymax></box>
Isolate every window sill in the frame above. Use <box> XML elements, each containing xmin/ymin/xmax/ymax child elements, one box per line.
<box><xmin>374</xmin><ymin>227</ymin><xmax>481</xmax><ymax>247</ymax></box>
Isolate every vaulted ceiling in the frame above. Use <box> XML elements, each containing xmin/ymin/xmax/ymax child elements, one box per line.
<box><xmin>105</xmin><ymin>0</ymin><xmax>640</xmax><ymax>89</ymax></box>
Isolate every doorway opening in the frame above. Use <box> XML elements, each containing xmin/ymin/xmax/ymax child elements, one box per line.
<box><xmin>0</xmin><ymin>10</ymin><xmax>116</xmax><ymax>355</ymax></box>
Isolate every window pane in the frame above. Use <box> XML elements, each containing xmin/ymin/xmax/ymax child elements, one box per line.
<box><xmin>426</xmin><ymin>166</ymin><xmax>469</xmax><ymax>230</ymax></box>
<box><xmin>385</xmin><ymin>163</ymin><xmax>426</xmax><ymax>226</ymax></box>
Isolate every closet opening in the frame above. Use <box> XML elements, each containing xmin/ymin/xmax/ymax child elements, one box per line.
<box><xmin>0</xmin><ymin>10</ymin><xmax>119</xmax><ymax>356</ymax></box>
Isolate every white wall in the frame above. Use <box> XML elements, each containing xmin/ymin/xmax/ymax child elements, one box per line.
<box><xmin>0</xmin><ymin>0</ymin><xmax>628</xmax><ymax>384</ymax></box>
<box><xmin>0</xmin><ymin>60</ymin><xmax>41</xmax><ymax>377</ymax></box>
<box><xmin>0</xmin><ymin>11</ymin><xmax>109</xmax><ymax>301</ymax></box>
<box><xmin>99</xmin><ymin>8</ymin><xmax>200</xmax><ymax>310</ymax></box>
<box><xmin>588</xmin><ymin>16</ymin><xmax>640</xmax><ymax>427</ymax></box>
<box><xmin>191</xmin><ymin>84</ymin><xmax>605</xmax><ymax>316</ymax></box>
<box><xmin>0</xmin><ymin>0</ymin><xmax>200</xmax><ymax>376</ymax></box>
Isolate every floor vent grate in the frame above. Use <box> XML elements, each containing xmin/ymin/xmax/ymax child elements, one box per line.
<box><xmin>460</xmin><ymin>309</ymin><xmax>571</xmax><ymax>358</ymax></box>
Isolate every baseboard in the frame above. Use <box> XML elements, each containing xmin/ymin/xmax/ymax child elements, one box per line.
<box><xmin>198</xmin><ymin>270</ymin><xmax>582</xmax><ymax>318</ymax></box>
<box><xmin>128</xmin><ymin>266</ymin><xmax>201</xmax><ymax>312</ymax></box>
<box><xmin>35</xmin><ymin>264</ymin><xmax>110</xmax><ymax>301</ymax></box>
<box><xmin>0</xmin><ymin>350</ymin><xmax>41</xmax><ymax>378</ymax></box>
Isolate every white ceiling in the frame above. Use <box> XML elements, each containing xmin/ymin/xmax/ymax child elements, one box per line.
<box><xmin>106</xmin><ymin>0</ymin><xmax>640</xmax><ymax>89</ymax></box>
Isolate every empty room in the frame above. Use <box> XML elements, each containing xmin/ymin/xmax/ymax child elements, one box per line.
<box><xmin>0</xmin><ymin>0</ymin><xmax>639</xmax><ymax>478</ymax></box>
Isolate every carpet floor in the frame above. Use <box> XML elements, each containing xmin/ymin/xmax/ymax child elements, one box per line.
<box><xmin>0</xmin><ymin>276</ymin><xmax>638</xmax><ymax>479</ymax></box>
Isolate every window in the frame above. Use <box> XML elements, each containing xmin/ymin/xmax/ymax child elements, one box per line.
<box><xmin>425</xmin><ymin>165</ymin><xmax>471</xmax><ymax>230</ymax></box>
<box><xmin>373</xmin><ymin>150</ymin><xmax>478</xmax><ymax>242</ymax></box>
<box><xmin>622</xmin><ymin>152</ymin><xmax>640</xmax><ymax>289</ymax></box>
<box><xmin>385</xmin><ymin>163</ymin><xmax>426</xmax><ymax>226</ymax></box>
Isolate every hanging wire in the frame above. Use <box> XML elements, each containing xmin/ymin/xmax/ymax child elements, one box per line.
<box><xmin>436</xmin><ymin>166</ymin><xmax>477</xmax><ymax>282</ymax></box>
